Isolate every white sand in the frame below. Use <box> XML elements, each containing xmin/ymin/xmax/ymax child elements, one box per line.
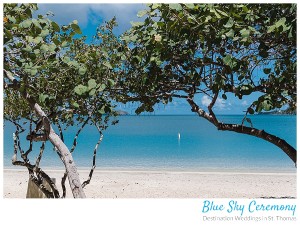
<box><xmin>3</xmin><ymin>169</ymin><xmax>296</xmax><ymax>198</ymax></box>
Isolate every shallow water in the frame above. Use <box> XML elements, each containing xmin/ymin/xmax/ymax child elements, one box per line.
<box><xmin>3</xmin><ymin>115</ymin><xmax>296</xmax><ymax>172</ymax></box>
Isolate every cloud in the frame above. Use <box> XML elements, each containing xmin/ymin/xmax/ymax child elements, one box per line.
<box><xmin>201</xmin><ymin>95</ymin><xmax>211</xmax><ymax>107</ymax></box>
<box><xmin>36</xmin><ymin>3</ymin><xmax>146</xmax><ymax>33</ymax></box>
<box><xmin>201</xmin><ymin>95</ymin><xmax>229</xmax><ymax>110</ymax></box>
<box><xmin>215</xmin><ymin>98</ymin><xmax>226</xmax><ymax>110</ymax></box>
<box><xmin>241</xmin><ymin>100</ymin><xmax>248</xmax><ymax>106</ymax></box>
<box><xmin>36</xmin><ymin>4</ymin><xmax>91</xmax><ymax>27</ymax></box>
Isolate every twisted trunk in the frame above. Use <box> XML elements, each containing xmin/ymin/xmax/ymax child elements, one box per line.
<box><xmin>5</xmin><ymin>71</ymin><xmax>86</xmax><ymax>198</ymax></box>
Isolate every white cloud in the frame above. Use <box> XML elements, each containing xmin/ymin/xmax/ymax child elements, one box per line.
<box><xmin>215</xmin><ymin>98</ymin><xmax>226</xmax><ymax>109</ymax></box>
<box><xmin>201</xmin><ymin>95</ymin><xmax>211</xmax><ymax>107</ymax></box>
<box><xmin>36</xmin><ymin>3</ymin><xmax>145</xmax><ymax>32</ymax></box>
<box><xmin>201</xmin><ymin>95</ymin><xmax>228</xmax><ymax>110</ymax></box>
<box><xmin>36</xmin><ymin>4</ymin><xmax>91</xmax><ymax>27</ymax></box>
<box><xmin>241</xmin><ymin>100</ymin><xmax>248</xmax><ymax>106</ymax></box>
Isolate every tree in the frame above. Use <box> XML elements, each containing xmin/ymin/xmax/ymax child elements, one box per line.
<box><xmin>4</xmin><ymin>4</ymin><xmax>124</xmax><ymax>197</ymax></box>
<box><xmin>120</xmin><ymin>4</ymin><xmax>296</xmax><ymax>164</ymax></box>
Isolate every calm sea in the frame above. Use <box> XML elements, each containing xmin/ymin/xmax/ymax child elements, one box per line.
<box><xmin>3</xmin><ymin>115</ymin><xmax>296</xmax><ymax>172</ymax></box>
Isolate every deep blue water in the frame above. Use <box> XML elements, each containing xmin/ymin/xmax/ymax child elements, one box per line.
<box><xmin>3</xmin><ymin>115</ymin><xmax>296</xmax><ymax>172</ymax></box>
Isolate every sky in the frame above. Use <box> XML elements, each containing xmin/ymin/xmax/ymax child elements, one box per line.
<box><xmin>35</xmin><ymin>3</ymin><xmax>261</xmax><ymax>115</ymax></box>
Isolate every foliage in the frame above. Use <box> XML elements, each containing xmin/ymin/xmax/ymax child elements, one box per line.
<box><xmin>4</xmin><ymin>3</ymin><xmax>123</xmax><ymax>129</ymax></box>
<box><xmin>3</xmin><ymin>3</ymin><xmax>126</xmax><ymax>197</ymax></box>
<box><xmin>121</xmin><ymin>3</ymin><xmax>296</xmax><ymax>115</ymax></box>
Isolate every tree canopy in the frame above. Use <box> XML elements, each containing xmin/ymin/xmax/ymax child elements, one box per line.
<box><xmin>4</xmin><ymin>3</ymin><xmax>123</xmax><ymax>127</ymax></box>
<box><xmin>121</xmin><ymin>3</ymin><xmax>296</xmax><ymax>113</ymax></box>
<box><xmin>120</xmin><ymin>3</ymin><xmax>296</xmax><ymax>163</ymax></box>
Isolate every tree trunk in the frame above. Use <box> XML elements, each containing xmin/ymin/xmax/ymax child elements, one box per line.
<box><xmin>28</xmin><ymin>98</ymin><xmax>86</xmax><ymax>198</ymax></box>
<box><xmin>187</xmin><ymin>97</ymin><xmax>297</xmax><ymax>165</ymax></box>
<box><xmin>4</xmin><ymin>70</ymin><xmax>86</xmax><ymax>198</ymax></box>
<box><xmin>48</xmin><ymin>129</ymin><xmax>86</xmax><ymax>198</ymax></box>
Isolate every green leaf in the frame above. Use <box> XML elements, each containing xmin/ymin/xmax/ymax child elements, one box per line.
<box><xmin>275</xmin><ymin>17</ymin><xmax>286</xmax><ymax>28</ymax></box>
<box><xmin>151</xmin><ymin>3</ymin><xmax>161</xmax><ymax>9</ymax></box>
<box><xmin>89</xmin><ymin>89</ymin><xmax>96</xmax><ymax>96</ymax></box>
<box><xmin>72</xmin><ymin>102</ymin><xmax>80</xmax><ymax>108</ymax></box>
<box><xmin>88</xmin><ymin>79</ymin><xmax>97</xmax><ymax>89</ymax></box>
<box><xmin>34</xmin><ymin>49</ymin><xmax>40</xmax><ymax>55</ymax></box>
<box><xmin>30</xmin><ymin>68</ymin><xmax>38</xmax><ymax>76</ymax></box>
<box><xmin>98</xmin><ymin>84</ymin><xmax>106</xmax><ymax>92</ymax></box>
<box><xmin>240</xmin><ymin>28</ymin><xmax>250</xmax><ymax>38</ymax></box>
<box><xmin>74</xmin><ymin>85</ymin><xmax>88</xmax><ymax>95</ymax></box>
<box><xmin>169</xmin><ymin>4</ymin><xmax>182</xmax><ymax>11</ymax></box>
<box><xmin>107</xmin><ymin>79</ymin><xmax>115</xmax><ymax>86</ymax></box>
<box><xmin>223</xmin><ymin>54</ymin><xmax>237</xmax><ymax>69</ymax></box>
<box><xmin>130</xmin><ymin>22</ymin><xmax>144</xmax><ymax>27</ymax></box>
<box><xmin>225</xmin><ymin>29</ymin><xmax>234</xmax><ymax>38</ymax></box>
<box><xmin>51</xmin><ymin>21</ymin><xmax>60</xmax><ymax>32</ymax></box>
<box><xmin>78</xmin><ymin>67</ymin><xmax>87</xmax><ymax>75</ymax></box>
<box><xmin>33</xmin><ymin>37</ymin><xmax>43</xmax><ymax>44</ymax></box>
<box><xmin>63</xmin><ymin>56</ymin><xmax>71</xmax><ymax>63</ymax></box>
<box><xmin>216</xmin><ymin>9</ymin><xmax>228</xmax><ymax>17</ymax></box>
<box><xmin>242</xmin><ymin>5</ymin><xmax>249</xmax><ymax>13</ymax></box>
<box><xmin>223</xmin><ymin>54</ymin><xmax>232</xmax><ymax>65</ymax></box>
<box><xmin>185</xmin><ymin>3</ymin><xmax>195</xmax><ymax>9</ymax></box>
<box><xmin>240</xmin><ymin>85</ymin><xmax>253</xmax><ymax>95</ymax></box>
<box><xmin>48</xmin><ymin>44</ymin><xmax>56</xmax><ymax>53</ymax></box>
<box><xmin>157</xmin><ymin>22</ymin><xmax>164</xmax><ymax>27</ymax></box>
<box><xmin>261</xmin><ymin>100</ymin><xmax>273</xmax><ymax>111</ymax></box>
<box><xmin>98</xmin><ymin>106</ymin><xmax>106</xmax><ymax>115</ymax></box>
<box><xmin>39</xmin><ymin>94</ymin><xmax>48</xmax><ymax>103</ymax></box>
<box><xmin>267</xmin><ymin>25</ymin><xmax>276</xmax><ymax>33</ymax></box>
<box><xmin>211</xmin><ymin>8</ymin><xmax>221</xmax><ymax>18</ymax></box>
<box><xmin>40</xmin><ymin>44</ymin><xmax>49</xmax><ymax>53</ymax></box>
<box><xmin>205</xmin><ymin>16</ymin><xmax>212</xmax><ymax>22</ymax></box>
<box><xmin>7</xmin><ymin>15</ymin><xmax>16</xmax><ymax>23</ymax></box>
<box><xmin>19</xmin><ymin>19</ymin><xmax>32</xmax><ymax>28</ymax></box>
<box><xmin>61</xmin><ymin>41</ymin><xmax>68</xmax><ymax>48</ymax></box>
<box><xmin>23</xmin><ymin>45</ymin><xmax>32</xmax><ymax>52</ymax></box>
<box><xmin>71</xmin><ymin>23</ymin><xmax>82</xmax><ymax>34</ymax></box>
<box><xmin>68</xmin><ymin>60</ymin><xmax>79</xmax><ymax>68</ymax></box>
<box><xmin>103</xmin><ymin>62</ymin><xmax>113</xmax><ymax>69</ymax></box>
<box><xmin>137</xmin><ymin>10</ymin><xmax>148</xmax><ymax>18</ymax></box>
<box><xmin>288</xmin><ymin>27</ymin><xmax>293</xmax><ymax>38</ymax></box>
<box><xmin>40</xmin><ymin>29</ymin><xmax>49</xmax><ymax>37</ymax></box>
<box><xmin>224</xmin><ymin>18</ymin><xmax>234</xmax><ymax>28</ymax></box>
<box><xmin>32</xmin><ymin>19</ymin><xmax>42</xmax><ymax>29</ymax></box>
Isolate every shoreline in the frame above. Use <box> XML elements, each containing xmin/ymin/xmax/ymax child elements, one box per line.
<box><xmin>3</xmin><ymin>167</ymin><xmax>296</xmax><ymax>176</ymax></box>
<box><xmin>3</xmin><ymin>168</ymin><xmax>296</xmax><ymax>198</ymax></box>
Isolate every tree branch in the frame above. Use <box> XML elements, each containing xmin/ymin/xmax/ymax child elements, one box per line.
<box><xmin>70</xmin><ymin>117</ymin><xmax>90</xmax><ymax>153</ymax></box>
<box><xmin>82</xmin><ymin>126</ymin><xmax>103</xmax><ymax>189</ymax></box>
<box><xmin>207</xmin><ymin>92</ymin><xmax>219</xmax><ymax>126</ymax></box>
<box><xmin>186</xmin><ymin>97</ymin><xmax>297</xmax><ymax>165</ymax></box>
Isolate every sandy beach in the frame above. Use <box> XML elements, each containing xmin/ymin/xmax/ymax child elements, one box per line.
<box><xmin>3</xmin><ymin>169</ymin><xmax>296</xmax><ymax>198</ymax></box>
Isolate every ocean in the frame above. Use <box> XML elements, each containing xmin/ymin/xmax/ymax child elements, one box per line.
<box><xmin>3</xmin><ymin>115</ymin><xmax>296</xmax><ymax>172</ymax></box>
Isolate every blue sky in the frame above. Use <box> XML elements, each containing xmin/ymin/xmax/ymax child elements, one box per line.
<box><xmin>35</xmin><ymin>3</ymin><xmax>261</xmax><ymax>115</ymax></box>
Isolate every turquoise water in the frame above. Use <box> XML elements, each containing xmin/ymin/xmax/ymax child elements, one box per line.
<box><xmin>3</xmin><ymin>115</ymin><xmax>297</xmax><ymax>172</ymax></box>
